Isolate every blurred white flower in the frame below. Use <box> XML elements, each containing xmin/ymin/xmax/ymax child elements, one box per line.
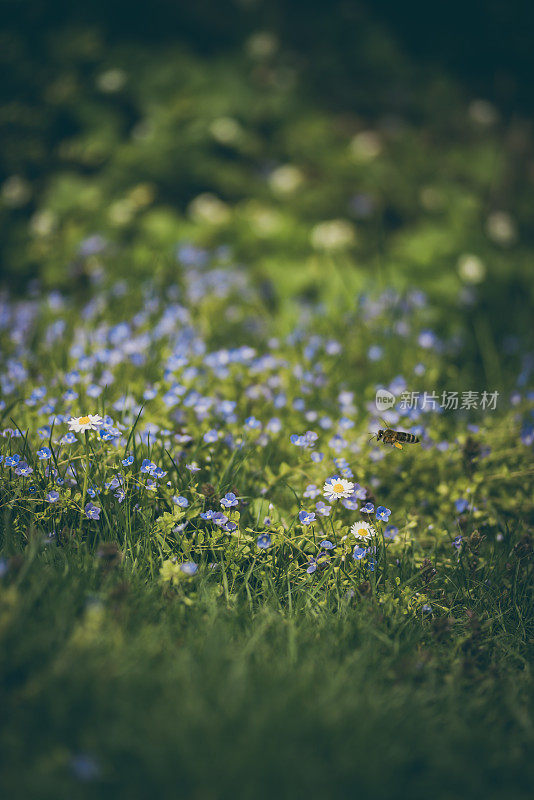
<box><xmin>349</xmin><ymin>131</ymin><xmax>382</xmax><ymax>162</ymax></box>
<box><xmin>210</xmin><ymin>117</ymin><xmax>243</xmax><ymax>146</ymax></box>
<box><xmin>189</xmin><ymin>193</ymin><xmax>231</xmax><ymax>225</ymax></box>
<box><xmin>458</xmin><ymin>254</ymin><xmax>486</xmax><ymax>284</ymax></box>
<box><xmin>486</xmin><ymin>211</ymin><xmax>517</xmax><ymax>245</ymax></box>
<box><xmin>269</xmin><ymin>165</ymin><xmax>304</xmax><ymax>194</ymax></box>
<box><xmin>311</xmin><ymin>219</ymin><xmax>356</xmax><ymax>250</ymax></box>
<box><xmin>469</xmin><ymin>99</ymin><xmax>498</xmax><ymax>126</ymax></box>
<box><xmin>97</xmin><ymin>68</ymin><xmax>127</xmax><ymax>93</ymax></box>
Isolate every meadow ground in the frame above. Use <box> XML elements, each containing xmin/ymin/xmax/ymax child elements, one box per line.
<box><xmin>1</xmin><ymin>11</ymin><xmax>533</xmax><ymax>799</ymax></box>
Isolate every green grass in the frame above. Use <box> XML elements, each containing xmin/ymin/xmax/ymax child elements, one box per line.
<box><xmin>0</xmin><ymin>534</ymin><xmax>532</xmax><ymax>800</ymax></box>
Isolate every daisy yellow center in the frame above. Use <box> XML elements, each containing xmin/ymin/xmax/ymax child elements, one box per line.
<box><xmin>333</xmin><ymin>483</ymin><xmax>345</xmax><ymax>492</ymax></box>
<box><xmin>78</xmin><ymin>416</ymin><xmax>91</xmax><ymax>425</ymax></box>
<box><xmin>357</xmin><ymin>527</ymin><xmax>369</xmax><ymax>536</ymax></box>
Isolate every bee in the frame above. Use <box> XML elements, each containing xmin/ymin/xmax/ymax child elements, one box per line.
<box><xmin>370</xmin><ymin>422</ymin><xmax>420</xmax><ymax>450</ymax></box>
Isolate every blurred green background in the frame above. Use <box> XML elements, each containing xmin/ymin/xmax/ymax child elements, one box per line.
<box><xmin>1</xmin><ymin>0</ymin><xmax>533</xmax><ymax>347</ymax></box>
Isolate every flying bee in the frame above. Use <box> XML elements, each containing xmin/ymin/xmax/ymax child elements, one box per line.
<box><xmin>369</xmin><ymin>421</ymin><xmax>420</xmax><ymax>450</ymax></box>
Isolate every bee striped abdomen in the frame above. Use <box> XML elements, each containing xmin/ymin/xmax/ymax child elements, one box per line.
<box><xmin>396</xmin><ymin>432</ymin><xmax>419</xmax><ymax>443</ymax></box>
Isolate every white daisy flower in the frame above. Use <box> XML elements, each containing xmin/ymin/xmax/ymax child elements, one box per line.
<box><xmin>323</xmin><ymin>477</ymin><xmax>354</xmax><ymax>502</ymax></box>
<box><xmin>350</xmin><ymin>521</ymin><xmax>376</xmax><ymax>540</ymax></box>
<box><xmin>68</xmin><ymin>414</ymin><xmax>103</xmax><ymax>433</ymax></box>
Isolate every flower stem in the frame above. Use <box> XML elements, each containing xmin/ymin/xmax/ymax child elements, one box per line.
<box><xmin>78</xmin><ymin>430</ymin><xmax>90</xmax><ymax>535</ymax></box>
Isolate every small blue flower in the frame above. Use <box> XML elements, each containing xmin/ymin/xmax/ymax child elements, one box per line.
<box><xmin>453</xmin><ymin>535</ymin><xmax>463</xmax><ymax>550</ymax></box>
<box><xmin>455</xmin><ymin>498</ymin><xmax>469</xmax><ymax>514</ymax></box>
<box><xmin>306</xmin><ymin>558</ymin><xmax>318</xmax><ymax>574</ymax></box>
<box><xmin>299</xmin><ymin>510</ymin><xmax>316</xmax><ymax>525</ymax></box>
<box><xmin>46</xmin><ymin>491</ymin><xmax>60</xmax><ymax>503</ymax></box>
<box><xmin>319</xmin><ymin>540</ymin><xmax>334</xmax><ymax>550</ymax></box>
<box><xmin>220</xmin><ymin>492</ymin><xmax>238</xmax><ymax>508</ymax></box>
<box><xmin>352</xmin><ymin>546</ymin><xmax>367</xmax><ymax>561</ymax></box>
<box><xmin>310</xmin><ymin>451</ymin><xmax>324</xmax><ymax>462</ymax></box>
<box><xmin>84</xmin><ymin>503</ymin><xmax>101</xmax><ymax>520</ymax></box>
<box><xmin>384</xmin><ymin>525</ymin><xmax>398</xmax><ymax>539</ymax></box>
<box><xmin>245</xmin><ymin>416</ymin><xmax>261</xmax><ymax>430</ymax></box>
<box><xmin>315</xmin><ymin>501</ymin><xmax>331</xmax><ymax>517</ymax></box>
<box><xmin>303</xmin><ymin>484</ymin><xmax>320</xmax><ymax>499</ymax></box>
<box><xmin>5</xmin><ymin>454</ymin><xmax>20</xmax><ymax>467</ymax></box>
<box><xmin>173</xmin><ymin>495</ymin><xmax>189</xmax><ymax>508</ymax></box>
<box><xmin>361</xmin><ymin>502</ymin><xmax>374</xmax><ymax>514</ymax></box>
<box><xmin>257</xmin><ymin>533</ymin><xmax>272</xmax><ymax>549</ymax></box>
<box><xmin>15</xmin><ymin>461</ymin><xmax>33</xmax><ymax>476</ymax></box>
<box><xmin>37</xmin><ymin>447</ymin><xmax>52</xmax><ymax>460</ymax></box>
<box><xmin>375</xmin><ymin>505</ymin><xmax>391</xmax><ymax>522</ymax></box>
<box><xmin>521</xmin><ymin>423</ymin><xmax>534</xmax><ymax>447</ymax></box>
<box><xmin>70</xmin><ymin>753</ymin><xmax>100</xmax><ymax>782</ymax></box>
<box><xmin>180</xmin><ymin>561</ymin><xmax>198</xmax><ymax>576</ymax></box>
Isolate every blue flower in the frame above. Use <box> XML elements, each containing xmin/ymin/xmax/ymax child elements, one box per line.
<box><xmin>315</xmin><ymin>501</ymin><xmax>331</xmax><ymax>517</ymax></box>
<box><xmin>84</xmin><ymin>503</ymin><xmax>101</xmax><ymax>520</ymax></box>
<box><xmin>70</xmin><ymin>753</ymin><xmax>101</xmax><ymax>782</ymax></box>
<box><xmin>5</xmin><ymin>454</ymin><xmax>20</xmax><ymax>467</ymax></box>
<box><xmin>299</xmin><ymin>510</ymin><xmax>316</xmax><ymax>525</ymax></box>
<box><xmin>453</xmin><ymin>535</ymin><xmax>463</xmax><ymax>550</ymax></box>
<box><xmin>257</xmin><ymin>534</ymin><xmax>272</xmax><ymax>549</ymax></box>
<box><xmin>15</xmin><ymin>461</ymin><xmax>33</xmax><ymax>476</ymax></box>
<box><xmin>455</xmin><ymin>498</ymin><xmax>469</xmax><ymax>514</ymax></box>
<box><xmin>303</xmin><ymin>484</ymin><xmax>320</xmax><ymax>499</ymax></box>
<box><xmin>384</xmin><ymin>525</ymin><xmax>398</xmax><ymax>539</ymax></box>
<box><xmin>140</xmin><ymin>459</ymin><xmax>157</xmax><ymax>474</ymax></box>
<box><xmin>37</xmin><ymin>447</ymin><xmax>52</xmax><ymax>460</ymax></box>
<box><xmin>319</xmin><ymin>540</ymin><xmax>334</xmax><ymax>550</ymax></box>
<box><xmin>361</xmin><ymin>502</ymin><xmax>374</xmax><ymax>514</ymax></box>
<box><xmin>173</xmin><ymin>495</ymin><xmax>189</xmax><ymax>508</ymax></box>
<box><xmin>122</xmin><ymin>454</ymin><xmax>134</xmax><ymax>466</ymax></box>
<box><xmin>46</xmin><ymin>491</ymin><xmax>60</xmax><ymax>503</ymax></box>
<box><xmin>310</xmin><ymin>451</ymin><xmax>324</xmax><ymax>463</ymax></box>
<box><xmin>352</xmin><ymin>546</ymin><xmax>367</xmax><ymax>561</ymax></box>
<box><xmin>375</xmin><ymin>505</ymin><xmax>391</xmax><ymax>522</ymax></box>
<box><xmin>220</xmin><ymin>492</ymin><xmax>238</xmax><ymax>508</ymax></box>
<box><xmin>180</xmin><ymin>561</ymin><xmax>198</xmax><ymax>576</ymax></box>
<box><xmin>521</xmin><ymin>423</ymin><xmax>534</xmax><ymax>447</ymax></box>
